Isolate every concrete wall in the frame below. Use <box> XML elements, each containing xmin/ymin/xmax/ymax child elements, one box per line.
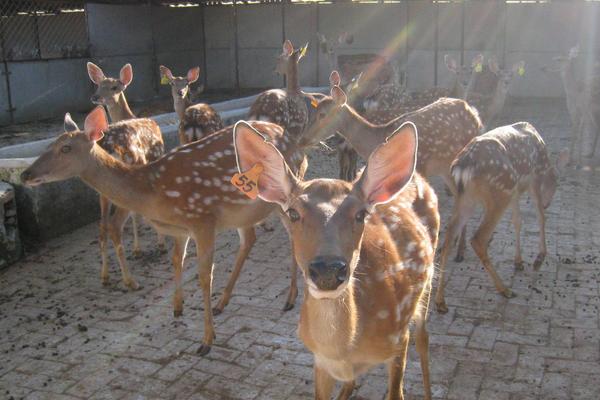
<box><xmin>2</xmin><ymin>1</ymin><xmax>600</xmax><ymax>125</ymax></box>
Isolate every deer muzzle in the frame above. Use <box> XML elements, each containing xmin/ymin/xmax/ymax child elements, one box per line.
<box><xmin>308</xmin><ymin>256</ymin><xmax>348</xmax><ymax>291</ymax></box>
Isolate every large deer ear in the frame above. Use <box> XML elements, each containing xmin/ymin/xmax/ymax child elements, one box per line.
<box><xmin>329</xmin><ymin>70</ymin><xmax>341</xmax><ymax>87</ymax></box>
<box><xmin>233</xmin><ymin>121</ymin><xmax>297</xmax><ymax>206</ymax></box>
<box><xmin>84</xmin><ymin>106</ymin><xmax>108</xmax><ymax>143</ymax></box>
<box><xmin>119</xmin><ymin>64</ymin><xmax>133</xmax><ymax>87</ymax></box>
<box><xmin>159</xmin><ymin>65</ymin><xmax>174</xmax><ymax>81</ymax></box>
<box><xmin>444</xmin><ymin>55</ymin><xmax>458</xmax><ymax>73</ymax></box>
<box><xmin>356</xmin><ymin>122</ymin><xmax>417</xmax><ymax>207</ymax></box>
<box><xmin>283</xmin><ymin>40</ymin><xmax>294</xmax><ymax>57</ymax></box>
<box><xmin>330</xmin><ymin>86</ymin><xmax>347</xmax><ymax>105</ymax></box>
<box><xmin>63</xmin><ymin>113</ymin><xmax>79</xmax><ymax>132</ymax></box>
<box><xmin>87</xmin><ymin>62</ymin><xmax>106</xmax><ymax>84</ymax></box>
<box><xmin>187</xmin><ymin>66</ymin><xmax>200</xmax><ymax>83</ymax></box>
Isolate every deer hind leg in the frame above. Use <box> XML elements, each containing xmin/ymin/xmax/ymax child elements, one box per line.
<box><xmin>337</xmin><ymin>381</ymin><xmax>356</xmax><ymax>400</ymax></box>
<box><xmin>213</xmin><ymin>226</ymin><xmax>256</xmax><ymax>316</ymax></box>
<box><xmin>442</xmin><ymin>173</ymin><xmax>468</xmax><ymax>262</ymax></box>
<box><xmin>192</xmin><ymin>220</ymin><xmax>217</xmax><ymax>356</ymax></box>
<box><xmin>511</xmin><ymin>196</ymin><xmax>524</xmax><ymax>270</ymax></box>
<box><xmin>314</xmin><ymin>364</ymin><xmax>336</xmax><ymax>400</ymax></box>
<box><xmin>156</xmin><ymin>232</ymin><xmax>167</xmax><ymax>254</ymax></box>
<box><xmin>107</xmin><ymin>206</ymin><xmax>138</xmax><ymax>290</ymax></box>
<box><xmin>171</xmin><ymin>236</ymin><xmax>189</xmax><ymax>317</ymax></box>
<box><xmin>471</xmin><ymin>195</ymin><xmax>514</xmax><ymax>298</ymax></box>
<box><xmin>99</xmin><ymin>196</ymin><xmax>110</xmax><ymax>285</ymax></box>
<box><xmin>278</xmin><ymin>212</ymin><xmax>298</xmax><ymax>311</ymax></box>
<box><xmin>131</xmin><ymin>213</ymin><xmax>142</xmax><ymax>257</ymax></box>
<box><xmin>530</xmin><ymin>185</ymin><xmax>547</xmax><ymax>270</ymax></box>
<box><xmin>414</xmin><ymin>285</ymin><xmax>433</xmax><ymax>400</ymax></box>
<box><xmin>435</xmin><ymin>194</ymin><xmax>474</xmax><ymax>313</ymax></box>
<box><xmin>387</xmin><ymin>330</ymin><xmax>410</xmax><ymax>400</ymax></box>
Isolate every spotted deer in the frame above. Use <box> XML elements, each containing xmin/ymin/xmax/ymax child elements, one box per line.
<box><xmin>20</xmin><ymin>107</ymin><xmax>308</xmax><ymax>355</ymax></box>
<box><xmin>86</xmin><ymin>62</ymin><xmax>165</xmax><ymax>286</ymax></box>
<box><xmin>159</xmin><ymin>65</ymin><xmax>224</xmax><ymax>144</ymax></box>
<box><xmin>435</xmin><ymin>122</ymin><xmax>568</xmax><ymax>313</ymax></box>
<box><xmin>234</xmin><ymin>120</ymin><xmax>438</xmax><ymax>400</ymax></box>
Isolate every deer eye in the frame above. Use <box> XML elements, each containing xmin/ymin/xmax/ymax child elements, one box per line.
<box><xmin>60</xmin><ymin>145</ymin><xmax>71</xmax><ymax>154</ymax></box>
<box><xmin>287</xmin><ymin>208</ymin><xmax>300</xmax><ymax>222</ymax></box>
<box><xmin>111</xmin><ymin>86</ymin><xmax>118</xmax><ymax>91</ymax></box>
<box><xmin>355</xmin><ymin>209</ymin><xmax>368</xmax><ymax>223</ymax></box>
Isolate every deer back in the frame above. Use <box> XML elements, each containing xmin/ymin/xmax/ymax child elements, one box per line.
<box><xmin>100</xmin><ymin>118</ymin><xmax>164</xmax><ymax>164</ymax></box>
<box><xmin>180</xmin><ymin>103</ymin><xmax>224</xmax><ymax>143</ymax></box>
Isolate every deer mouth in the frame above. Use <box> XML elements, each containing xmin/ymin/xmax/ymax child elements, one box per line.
<box><xmin>22</xmin><ymin>176</ymin><xmax>45</xmax><ymax>187</ymax></box>
<box><xmin>307</xmin><ymin>279</ymin><xmax>349</xmax><ymax>299</ymax></box>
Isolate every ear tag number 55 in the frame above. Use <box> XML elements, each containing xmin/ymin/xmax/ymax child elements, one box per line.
<box><xmin>231</xmin><ymin>163</ymin><xmax>263</xmax><ymax>199</ymax></box>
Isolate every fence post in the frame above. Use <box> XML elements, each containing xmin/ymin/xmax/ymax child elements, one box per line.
<box><xmin>201</xmin><ymin>2</ymin><xmax>208</xmax><ymax>90</ymax></box>
<box><xmin>149</xmin><ymin>1</ymin><xmax>159</xmax><ymax>95</ymax></box>
<box><xmin>233</xmin><ymin>0</ymin><xmax>240</xmax><ymax>94</ymax></box>
<box><xmin>0</xmin><ymin>16</ymin><xmax>15</xmax><ymax>124</ymax></box>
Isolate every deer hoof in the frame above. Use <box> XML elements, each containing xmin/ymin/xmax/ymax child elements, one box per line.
<box><xmin>514</xmin><ymin>261</ymin><xmax>525</xmax><ymax>271</ymax></box>
<box><xmin>533</xmin><ymin>255</ymin><xmax>545</xmax><ymax>270</ymax></box>
<box><xmin>197</xmin><ymin>344</ymin><xmax>212</xmax><ymax>356</ymax></box>
<box><xmin>125</xmin><ymin>280</ymin><xmax>140</xmax><ymax>291</ymax></box>
<box><xmin>454</xmin><ymin>253</ymin><xmax>464</xmax><ymax>263</ymax></box>
<box><xmin>212</xmin><ymin>307</ymin><xmax>223</xmax><ymax>316</ymax></box>
<box><xmin>173</xmin><ymin>309</ymin><xmax>183</xmax><ymax>318</ymax></box>
<box><xmin>435</xmin><ymin>301</ymin><xmax>449</xmax><ymax>314</ymax></box>
<box><xmin>282</xmin><ymin>301</ymin><xmax>295</xmax><ymax>312</ymax></box>
<box><xmin>133</xmin><ymin>249</ymin><xmax>143</xmax><ymax>259</ymax></box>
<box><xmin>502</xmin><ymin>288</ymin><xmax>516</xmax><ymax>299</ymax></box>
<box><xmin>101</xmin><ymin>278</ymin><xmax>110</xmax><ymax>286</ymax></box>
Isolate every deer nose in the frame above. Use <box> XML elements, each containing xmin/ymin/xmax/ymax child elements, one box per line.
<box><xmin>90</xmin><ymin>95</ymin><xmax>101</xmax><ymax>104</ymax></box>
<box><xmin>178</xmin><ymin>90</ymin><xmax>185</xmax><ymax>97</ymax></box>
<box><xmin>308</xmin><ymin>256</ymin><xmax>348</xmax><ymax>291</ymax></box>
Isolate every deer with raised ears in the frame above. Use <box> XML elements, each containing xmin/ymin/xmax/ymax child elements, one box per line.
<box><xmin>159</xmin><ymin>65</ymin><xmax>223</xmax><ymax>144</ymax></box>
<box><xmin>435</xmin><ymin>122</ymin><xmax>569</xmax><ymax>313</ymax></box>
<box><xmin>234</xmin><ymin>119</ymin><xmax>438</xmax><ymax>400</ymax></box>
<box><xmin>20</xmin><ymin>107</ymin><xmax>308</xmax><ymax>355</ymax></box>
<box><xmin>86</xmin><ymin>61</ymin><xmax>166</xmax><ymax>276</ymax></box>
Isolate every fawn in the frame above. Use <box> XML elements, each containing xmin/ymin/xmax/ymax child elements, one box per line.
<box><xmin>159</xmin><ymin>65</ymin><xmax>224</xmax><ymax>144</ymax></box>
<box><xmin>435</xmin><ymin>122</ymin><xmax>568</xmax><ymax>313</ymax></box>
<box><xmin>234</xmin><ymin>119</ymin><xmax>439</xmax><ymax>400</ymax></box>
<box><xmin>21</xmin><ymin>107</ymin><xmax>308</xmax><ymax>355</ymax></box>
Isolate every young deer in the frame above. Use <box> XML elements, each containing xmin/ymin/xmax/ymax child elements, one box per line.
<box><xmin>86</xmin><ymin>62</ymin><xmax>165</xmax><ymax>285</ymax></box>
<box><xmin>435</xmin><ymin>122</ymin><xmax>568</xmax><ymax>313</ymax></box>
<box><xmin>234</xmin><ymin>120</ymin><xmax>439</xmax><ymax>400</ymax></box>
<box><xmin>159</xmin><ymin>65</ymin><xmax>224</xmax><ymax>144</ymax></box>
<box><xmin>21</xmin><ymin>107</ymin><xmax>307</xmax><ymax>355</ymax></box>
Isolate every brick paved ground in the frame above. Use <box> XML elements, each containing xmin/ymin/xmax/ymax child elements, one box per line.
<box><xmin>0</xmin><ymin>99</ymin><xmax>599</xmax><ymax>399</ymax></box>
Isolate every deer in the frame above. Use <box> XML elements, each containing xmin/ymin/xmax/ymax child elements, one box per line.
<box><xmin>435</xmin><ymin>122</ymin><xmax>569</xmax><ymax>313</ymax></box>
<box><xmin>20</xmin><ymin>106</ymin><xmax>309</xmax><ymax>355</ymax></box>
<box><xmin>85</xmin><ymin>62</ymin><xmax>166</xmax><ymax>287</ymax></box>
<box><xmin>159</xmin><ymin>65</ymin><xmax>224</xmax><ymax>144</ymax></box>
<box><xmin>234</xmin><ymin>120</ymin><xmax>439</xmax><ymax>400</ymax></box>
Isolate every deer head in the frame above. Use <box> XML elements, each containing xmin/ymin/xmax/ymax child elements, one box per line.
<box><xmin>233</xmin><ymin>120</ymin><xmax>417</xmax><ymax>298</ymax></box>
<box><xmin>488</xmin><ymin>58</ymin><xmax>526</xmax><ymax>93</ymax></box>
<box><xmin>445</xmin><ymin>54</ymin><xmax>483</xmax><ymax>95</ymax></box>
<box><xmin>21</xmin><ymin>107</ymin><xmax>108</xmax><ymax>186</ymax></box>
<box><xmin>160</xmin><ymin>65</ymin><xmax>201</xmax><ymax>100</ymax></box>
<box><xmin>87</xmin><ymin>62</ymin><xmax>133</xmax><ymax>106</ymax></box>
<box><xmin>275</xmin><ymin>40</ymin><xmax>308</xmax><ymax>76</ymax></box>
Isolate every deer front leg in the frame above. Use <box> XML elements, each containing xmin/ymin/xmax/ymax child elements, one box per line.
<box><xmin>337</xmin><ymin>381</ymin><xmax>356</xmax><ymax>400</ymax></box>
<box><xmin>530</xmin><ymin>185</ymin><xmax>547</xmax><ymax>270</ymax></box>
<box><xmin>171</xmin><ymin>236</ymin><xmax>189</xmax><ymax>317</ymax></box>
<box><xmin>193</xmin><ymin>221</ymin><xmax>217</xmax><ymax>356</ymax></box>
<box><xmin>279</xmin><ymin>211</ymin><xmax>298</xmax><ymax>311</ymax></box>
<box><xmin>511</xmin><ymin>196</ymin><xmax>524</xmax><ymax>270</ymax></box>
<box><xmin>108</xmin><ymin>206</ymin><xmax>138</xmax><ymax>290</ymax></box>
<box><xmin>386</xmin><ymin>331</ymin><xmax>410</xmax><ymax>400</ymax></box>
<box><xmin>314</xmin><ymin>364</ymin><xmax>336</xmax><ymax>400</ymax></box>
<box><xmin>131</xmin><ymin>213</ymin><xmax>142</xmax><ymax>258</ymax></box>
<box><xmin>213</xmin><ymin>226</ymin><xmax>256</xmax><ymax>316</ymax></box>
<box><xmin>414</xmin><ymin>302</ymin><xmax>432</xmax><ymax>400</ymax></box>
<box><xmin>99</xmin><ymin>196</ymin><xmax>110</xmax><ymax>286</ymax></box>
<box><xmin>157</xmin><ymin>232</ymin><xmax>167</xmax><ymax>254</ymax></box>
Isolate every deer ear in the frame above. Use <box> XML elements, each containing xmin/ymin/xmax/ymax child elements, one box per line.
<box><xmin>329</xmin><ymin>70</ymin><xmax>341</xmax><ymax>87</ymax></box>
<box><xmin>187</xmin><ymin>66</ymin><xmax>200</xmax><ymax>83</ymax></box>
<box><xmin>357</xmin><ymin>122</ymin><xmax>417</xmax><ymax>207</ymax></box>
<box><xmin>283</xmin><ymin>40</ymin><xmax>294</xmax><ymax>57</ymax></box>
<box><xmin>159</xmin><ymin>65</ymin><xmax>174</xmax><ymax>81</ymax></box>
<box><xmin>233</xmin><ymin>121</ymin><xmax>297</xmax><ymax>206</ymax></box>
<box><xmin>87</xmin><ymin>62</ymin><xmax>106</xmax><ymax>84</ymax></box>
<box><xmin>556</xmin><ymin>148</ymin><xmax>570</xmax><ymax>172</ymax></box>
<box><xmin>472</xmin><ymin>54</ymin><xmax>484</xmax><ymax>69</ymax></box>
<box><xmin>119</xmin><ymin>64</ymin><xmax>133</xmax><ymax>87</ymax></box>
<box><xmin>84</xmin><ymin>106</ymin><xmax>108</xmax><ymax>143</ymax></box>
<box><xmin>330</xmin><ymin>86</ymin><xmax>347</xmax><ymax>105</ymax></box>
<box><xmin>444</xmin><ymin>55</ymin><xmax>458</xmax><ymax>73</ymax></box>
<box><xmin>63</xmin><ymin>113</ymin><xmax>79</xmax><ymax>132</ymax></box>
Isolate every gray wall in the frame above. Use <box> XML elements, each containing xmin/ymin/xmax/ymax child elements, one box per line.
<box><xmin>2</xmin><ymin>1</ymin><xmax>600</xmax><ymax>126</ymax></box>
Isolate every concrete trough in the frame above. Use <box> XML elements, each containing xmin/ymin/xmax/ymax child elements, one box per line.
<box><xmin>0</xmin><ymin>87</ymin><xmax>327</xmax><ymax>242</ymax></box>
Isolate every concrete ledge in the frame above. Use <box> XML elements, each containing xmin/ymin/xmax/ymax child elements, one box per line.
<box><xmin>0</xmin><ymin>182</ymin><xmax>22</xmax><ymax>268</ymax></box>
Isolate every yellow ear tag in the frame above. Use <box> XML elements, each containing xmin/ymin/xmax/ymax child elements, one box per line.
<box><xmin>231</xmin><ymin>163</ymin><xmax>263</xmax><ymax>199</ymax></box>
<box><xmin>160</xmin><ymin>76</ymin><xmax>170</xmax><ymax>85</ymax></box>
<box><xmin>474</xmin><ymin>63</ymin><xmax>483</xmax><ymax>73</ymax></box>
<box><xmin>518</xmin><ymin>66</ymin><xmax>525</xmax><ymax>76</ymax></box>
<box><xmin>311</xmin><ymin>98</ymin><xmax>319</xmax><ymax>108</ymax></box>
<box><xmin>300</xmin><ymin>45</ymin><xmax>308</xmax><ymax>59</ymax></box>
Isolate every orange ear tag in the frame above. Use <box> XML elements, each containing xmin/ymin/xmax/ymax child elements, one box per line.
<box><xmin>311</xmin><ymin>98</ymin><xmax>318</xmax><ymax>108</ymax></box>
<box><xmin>230</xmin><ymin>163</ymin><xmax>263</xmax><ymax>199</ymax></box>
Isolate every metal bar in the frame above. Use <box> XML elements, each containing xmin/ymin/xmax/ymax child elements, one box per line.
<box><xmin>460</xmin><ymin>0</ymin><xmax>465</xmax><ymax>65</ymax></box>
<box><xmin>149</xmin><ymin>1</ymin><xmax>159</xmax><ymax>95</ymax></box>
<box><xmin>434</xmin><ymin>0</ymin><xmax>439</xmax><ymax>87</ymax></box>
<box><xmin>233</xmin><ymin>0</ymin><xmax>240</xmax><ymax>93</ymax></box>
<box><xmin>201</xmin><ymin>1</ymin><xmax>208</xmax><ymax>89</ymax></box>
<box><xmin>282</xmin><ymin>1</ymin><xmax>286</xmax><ymax>88</ymax></box>
<box><xmin>316</xmin><ymin>3</ymin><xmax>320</xmax><ymax>86</ymax></box>
<box><xmin>0</xmin><ymin>10</ymin><xmax>15</xmax><ymax>124</ymax></box>
<box><xmin>32</xmin><ymin>7</ymin><xmax>42</xmax><ymax>59</ymax></box>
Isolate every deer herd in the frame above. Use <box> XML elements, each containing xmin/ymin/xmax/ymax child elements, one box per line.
<box><xmin>20</xmin><ymin>38</ymin><xmax>591</xmax><ymax>399</ymax></box>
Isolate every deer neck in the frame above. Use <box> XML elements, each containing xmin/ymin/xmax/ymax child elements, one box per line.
<box><xmin>285</xmin><ymin>60</ymin><xmax>301</xmax><ymax>93</ymax></box>
<box><xmin>487</xmin><ymin>82</ymin><xmax>509</xmax><ymax>120</ymax></box>
<box><xmin>337</xmin><ymin>105</ymin><xmax>392</xmax><ymax>159</ymax></box>
<box><xmin>450</xmin><ymin>77</ymin><xmax>466</xmax><ymax>99</ymax></box>
<box><xmin>80</xmin><ymin>146</ymin><xmax>154</xmax><ymax>215</ymax></box>
<box><xmin>174</xmin><ymin>95</ymin><xmax>191</xmax><ymax>121</ymax></box>
<box><xmin>301</xmin><ymin>285</ymin><xmax>358</xmax><ymax>359</ymax></box>
<box><xmin>107</xmin><ymin>92</ymin><xmax>136</xmax><ymax>122</ymax></box>
<box><xmin>561</xmin><ymin>60</ymin><xmax>579</xmax><ymax>102</ymax></box>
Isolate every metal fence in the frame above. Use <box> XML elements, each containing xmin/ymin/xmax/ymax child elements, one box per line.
<box><xmin>0</xmin><ymin>1</ymin><xmax>89</xmax><ymax>61</ymax></box>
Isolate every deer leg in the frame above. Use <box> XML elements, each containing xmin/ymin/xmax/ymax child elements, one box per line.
<box><xmin>511</xmin><ymin>196</ymin><xmax>523</xmax><ymax>270</ymax></box>
<box><xmin>348</xmin><ymin>149</ymin><xmax>358</xmax><ymax>182</ymax></box>
<box><xmin>192</xmin><ymin>221</ymin><xmax>217</xmax><ymax>356</ymax></box>
<box><xmin>530</xmin><ymin>185</ymin><xmax>547</xmax><ymax>270</ymax></box>
<box><xmin>314</xmin><ymin>364</ymin><xmax>336</xmax><ymax>400</ymax></box>
<box><xmin>99</xmin><ymin>196</ymin><xmax>110</xmax><ymax>286</ymax></box>
<box><xmin>337</xmin><ymin>381</ymin><xmax>356</xmax><ymax>400</ymax></box>
<box><xmin>442</xmin><ymin>173</ymin><xmax>468</xmax><ymax>262</ymax></box>
<box><xmin>414</xmin><ymin>286</ymin><xmax>433</xmax><ymax>400</ymax></box>
<box><xmin>131</xmin><ymin>213</ymin><xmax>142</xmax><ymax>258</ymax></box>
<box><xmin>471</xmin><ymin>198</ymin><xmax>514</xmax><ymax>298</ymax></box>
<box><xmin>107</xmin><ymin>206</ymin><xmax>138</xmax><ymax>290</ymax></box>
<box><xmin>157</xmin><ymin>232</ymin><xmax>167</xmax><ymax>254</ymax></box>
<box><xmin>435</xmin><ymin>195</ymin><xmax>474</xmax><ymax>313</ymax></box>
<box><xmin>278</xmin><ymin>212</ymin><xmax>298</xmax><ymax>311</ymax></box>
<box><xmin>386</xmin><ymin>331</ymin><xmax>410</xmax><ymax>400</ymax></box>
<box><xmin>213</xmin><ymin>226</ymin><xmax>256</xmax><ymax>316</ymax></box>
<box><xmin>171</xmin><ymin>236</ymin><xmax>189</xmax><ymax>317</ymax></box>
